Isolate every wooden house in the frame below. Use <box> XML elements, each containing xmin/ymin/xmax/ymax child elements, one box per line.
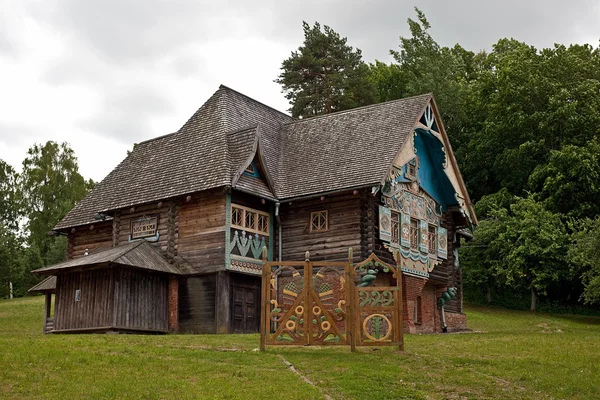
<box><xmin>33</xmin><ymin>85</ymin><xmax>476</xmax><ymax>334</ymax></box>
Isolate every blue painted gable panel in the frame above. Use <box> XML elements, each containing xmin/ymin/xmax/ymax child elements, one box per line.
<box><xmin>414</xmin><ymin>129</ymin><xmax>457</xmax><ymax>210</ymax></box>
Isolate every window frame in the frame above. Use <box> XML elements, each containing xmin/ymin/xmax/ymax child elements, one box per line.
<box><xmin>230</xmin><ymin>203</ymin><xmax>270</xmax><ymax>236</ymax></box>
<box><xmin>409</xmin><ymin>218</ymin><xmax>419</xmax><ymax>250</ymax></box>
<box><xmin>428</xmin><ymin>224</ymin><xmax>437</xmax><ymax>255</ymax></box>
<box><xmin>405</xmin><ymin>156</ymin><xmax>419</xmax><ymax>180</ymax></box>
<box><xmin>391</xmin><ymin>211</ymin><xmax>400</xmax><ymax>245</ymax></box>
<box><xmin>310</xmin><ymin>210</ymin><xmax>329</xmax><ymax>232</ymax></box>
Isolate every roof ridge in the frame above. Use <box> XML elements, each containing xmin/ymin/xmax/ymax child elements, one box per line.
<box><xmin>225</xmin><ymin>125</ymin><xmax>258</xmax><ymax>136</ymax></box>
<box><xmin>113</xmin><ymin>241</ymin><xmax>145</xmax><ymax>261</ymax></box>
<box><xmin>137</xmin><ymin>132</ymin><xmax>178</xmax><ymax>145</ymax></box>
<box><xmin>283</xmin><ymin>93</ymin><xmax>433</xmax><ymax>126</ymax></box>
<box><xmin>219</xmin><ymin>84</ymin><xmax>294</xmax><ymax>120</ymax></box>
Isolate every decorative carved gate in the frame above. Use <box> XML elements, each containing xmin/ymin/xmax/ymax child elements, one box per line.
<box><xmin>260</xmin><ymin>249</ymin><xmax>404</xmax><ymax>351</ymax></box>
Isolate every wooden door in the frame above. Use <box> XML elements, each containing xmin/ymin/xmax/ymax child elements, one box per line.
<box><xmin>232</xmin><ymin>276</ymin><xmax>260</xmax><ymax>333</ymax></box>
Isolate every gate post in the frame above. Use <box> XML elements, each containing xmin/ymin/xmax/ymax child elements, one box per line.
<box><xmin>260</xmin><ymin>247</ymin><xmax>269</xmax><ymax>351</ymax></box>
<box><xmin>347</xmin><ymin>248</ymin><xmax>356</xmax><ymax>352</ymax></box>
<box><xmin>396</xmin><ymin>249</ymin><xmax>404</xmax><ymax>351</ymax></box>
<box><xmin>304</xmin><ymin>251</ymin><xmax>312</xmax><ymax>346</ymax></box>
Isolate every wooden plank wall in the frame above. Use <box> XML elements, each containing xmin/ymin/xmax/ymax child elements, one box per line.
<box><xmin>69</xmin><ymin>221</ymin><xmax>113</xmax><ymax>259</ymax></box>
<box><xmin>114</xmin><ymin>267</ymin><xmax>168</xmax><ymax>331</ymax></box>
<box><xmin>280</xmin><ymin>191</ymin><xmax>362</xmax><ymax>262</ymax></box>
<box><xmin>116</xmin><ymin>203</ymin><xmax>171</xmax><ymax>253</ymax></box>
<box><xmin>54</xmin><ymin>269</ymin><xmax>113</xmax><ymax>330</ymax></box>
<box><xmin>178</xmin><ymin>274</ymin><xmax>217</xmax><ymax>333</ymax></box>
<box><xmin>178</xmin><ymin>189</ymin><xmax>226</xmax><ymax>274</ymax></box>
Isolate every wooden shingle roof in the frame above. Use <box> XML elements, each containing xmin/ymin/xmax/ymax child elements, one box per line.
<box><xmin>28</xmin><ymin>276</ymin><xmax>57</xmax><ymax>293</ymax></box>
<box><xmin>275</xmin><ymin>93</ymin><xmax>431</xmax><ymax>199</ymax></box>
<box><xmin>55</xmin><ymin>87</ymin><xmax>433</xmax><ymax>230</ymax></box>
<box><xmin>32</xmin><ymin>241</ymin><xmax>182</xmax><ymax>275</ymax></box>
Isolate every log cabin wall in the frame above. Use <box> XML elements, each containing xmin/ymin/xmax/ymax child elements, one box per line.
<box><xmin>68</xmin><ymin>221</ymin><xmax>113</xmax><ymax>259</ymax></box>
<box><xmin>279</xmin><ymin>191</ymin><xmax>362</xmax><ymax>263</ymax></box>
<box><xmin>362</xmin><ymin>191</ymin><xmax>395</xmax><ymax>265</ymax></box>
<box><xmin>113</xmin><ymin>267</ymin><xmax>168</xmax><ymax>332</ymax></box>
<box><xmin>54</xmin><ymin>269</ymin><xmax>114</xmax><ymax>331</ymax></box>
<box><xmin>178</xmin><ymin>189</ymin><xmax>227</xmax><ymax>274</ymax></box>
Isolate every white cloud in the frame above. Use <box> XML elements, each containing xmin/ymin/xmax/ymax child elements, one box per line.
<box><xmin>1</xmin><ymin>0</ymin><xmax>599</xmax><ymax>183</ymax></box>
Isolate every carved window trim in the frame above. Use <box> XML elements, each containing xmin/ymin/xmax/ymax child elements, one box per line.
<box><xmin>391</xmin><ymin>212</ymin><xmax>400</xmax><ymax>245</ymax></box>
<box><xmin>231</xmin><ymin>203</ymin><xmax>269</xmax><ymax>236</ymax></box>
<box><xmin>310</xmin><ymin>210</ymin><xmax>328</xmax><ymax>232</ymax></box>
<box><xmin>405</xmin><ymin>157</ymin><xmax>419</xmax><ymax>180</ymax></box>
<box><xmin>409</xmin><ymin>218</ymin><xmax>419</xmax><ymax>250</ymax></box>
<box><xmin>428</xmin><ymin>225</ymin><xmax>437</xmax><ymax>255</ymax></box>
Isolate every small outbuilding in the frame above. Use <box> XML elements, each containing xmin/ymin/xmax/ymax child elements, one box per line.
<box><xmin>32</xmin><ymin>241</ymin><xmax>181</xmax><ymax>334</ymax></box>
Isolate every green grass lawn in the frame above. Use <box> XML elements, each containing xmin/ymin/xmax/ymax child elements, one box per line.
<box><xmin>1</xmin><ymin>297</ymin><xmax>599</xmax><ymax>399</ymax></box>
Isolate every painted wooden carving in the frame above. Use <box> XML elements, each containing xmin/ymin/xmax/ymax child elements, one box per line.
<box><xmin>437</xmin><ymin>227</ymin><xmax>448</xmax><ymax>259</ymax></box>
<box><xmin>378</xmin><ymin>205</ymin><xmax>392</xmax><ymax>242</ymax></box>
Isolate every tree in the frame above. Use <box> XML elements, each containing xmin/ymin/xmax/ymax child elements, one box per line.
<box><xmin>569</xmin><ymin>218</ymin><xmax>600</xmax><ymax>305</ymax></box>
<box><xmin>461</xmin><ymin>189</ymin><xmax>515</xmax><ymax>304</ymax></box>
<box><xmin>495</xmin><ymin>197</ymin><xmax>569</xmax><ymax>311</ymax></box>
<box><xmin>529</xmin><ymin>139</ymin><xmax>600</xmax><ymax>219</ymax></box>
<box><xmin>0</xmin><ymin>159</ymin><xmax>20</xmax><ymax>232</ymax></box>
<box><xmin>390</xmin><ymin>8</ymin><xmax>480</xmax><ymax>141</ymax></box>
<box><xmin>276</xmin><ymin>21</ymin><xmax>377</xmax><ymax>118</ymax></box>
<box><xmin>0</xmin><ymin>223</ymin><xmax>24</xmax><ymax>298</ymax></box>
<box><xmin>20</xmin><ymin>141</ymin><xmax>93</xmax><ymax>267</ymax></box>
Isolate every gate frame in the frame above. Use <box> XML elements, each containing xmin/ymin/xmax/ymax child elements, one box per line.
<box><xmin>259</xmin><ymin>248</ymin><xmax>404</xmax><ymax>352</ymax></box>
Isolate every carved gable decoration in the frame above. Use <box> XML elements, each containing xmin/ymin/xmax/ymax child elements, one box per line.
<box><xmin>419</xmin><ymin>104</ymin><xmax>439</xmax><ymax>132</ymax></box>
<box><xmin>382</xmin><ymin>183</ymin><xmax>442</xmax><ymax>226</ymax></box>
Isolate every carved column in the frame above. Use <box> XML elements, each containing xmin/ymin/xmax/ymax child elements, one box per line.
<box><xmin>112</xmin><ymin>212</ymin><xmax>120</xmax><ymax>247</ymax></box>
<box><xmin>167</xmin><ymin>201</ymin><xmax>177</xmax><ymax>260</ymax></box>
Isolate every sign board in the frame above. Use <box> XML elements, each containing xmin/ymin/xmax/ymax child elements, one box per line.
<box><xmin>131</xmin><ymin>215</ymin><xmax>159</xmax><ymax>239</ymax></box>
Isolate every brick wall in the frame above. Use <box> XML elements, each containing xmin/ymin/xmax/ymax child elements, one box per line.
<box><xmin>168</xmin><ymin>276</ymin><xmax>179</xmax><ymax>332</ymax></box>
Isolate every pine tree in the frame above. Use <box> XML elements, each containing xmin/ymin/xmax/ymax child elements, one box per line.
<box><xmin>276</xmin><ymin>21</ymin><xmax>377</xmax><ymax>118</ymax></box>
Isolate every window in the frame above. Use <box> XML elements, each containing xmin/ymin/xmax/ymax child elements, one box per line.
<box><xmin>428</xmin><ymin>225</ymin><xmax>437</xmax><ymax>254</ymax></box>
<box><xmin>310</xmin><ymin>211</ymin><xmax>328</xmax><ymax>232</ymax></box>
<box><xmin>414</xmin><ymin>296</ymin><xmax>422</xmax><ymax>324</ymax></box>
<box><xmin>409</xmin><ymin>218</ymin><xmax>419</xmax><ymax>250</ymax></box>
<box><xmin>245</xmin><ymin>163</ymin><xmax>255</xmax><ymax>174</ymax></box>
<box><xmin>405</xmin><ymin>157</ymin><xmax>418</xmax><ymax>180</ymax></box>
<box><xmin>231</xmin><ymin>204</ymin><xmax>269</xmax><ymax>236</ymax></box>
<box><xmin>391</xmin><ymin>212</ymin><xmax>400</xmax><ymax>245</ymax></box>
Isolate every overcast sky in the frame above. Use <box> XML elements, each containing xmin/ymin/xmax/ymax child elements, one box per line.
<box><xmin>1</xmin><ymin>0</ymin><xmax>599</xmax><ymax>182</ymax></box>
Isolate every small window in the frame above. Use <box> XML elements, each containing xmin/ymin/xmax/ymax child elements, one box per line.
<box><xmin>310</xmin><ymin>211</ymin><xmax>328</xmax><ymax>232</ymax></box>
<box><xmin>391</xmin><ymin>212</ymin><xmax>400</xmax><ymax>245</ymax></box>
<box><xmin>409</xmin><ymin>219</ymin><xmax>419</xmax><ymax>250</ymax></box>
<box><xmin>414</xmin><ymin>296</ymin><xmax>422</xmax><ymax>324</ymax></box>
<box><xmin>405</xmin><ymin>157</ymin><xmax>418</xmax><ymax>180</ymax></box>
<box><xmin>428</xmin><ymin>225</ymin><xmax>437</xmax><ymax>254</ymax></box>
<box><xmin>245</xmin><ymin>163</ymin><xmax>255</xmax><ymax>174</ymax></box>
<box><xmin>231</xmin><ymin>204</ymin><xmax>269</xmax><ymax>236</ymax></box>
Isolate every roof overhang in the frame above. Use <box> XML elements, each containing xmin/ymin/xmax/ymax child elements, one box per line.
<box><xmin>32</xmin><ymin>241</ymin><xmax>182</xmax><ymax>276</ymax></box>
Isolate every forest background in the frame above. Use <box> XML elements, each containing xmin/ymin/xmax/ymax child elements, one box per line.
<box><xmin>1</xmin><ymin>9</ymin><xmax>599</xmax><ymax>314</ymax></box>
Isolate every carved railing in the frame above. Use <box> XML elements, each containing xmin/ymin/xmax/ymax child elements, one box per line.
<box><xmin>227</xmin><ymin>230</ymin><xmax>268</xmax><ymax>275</ymax></box>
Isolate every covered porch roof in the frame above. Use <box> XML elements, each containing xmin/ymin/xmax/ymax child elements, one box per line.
<box><xmin>32</xmin><ymin>241</ymin><xmax>182</xmax><ymax>276</ymax></box>
<box><xmin>28</xmin><ymin>276</ymin><xmax>57</xmax><ymax>293</ymax></box>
